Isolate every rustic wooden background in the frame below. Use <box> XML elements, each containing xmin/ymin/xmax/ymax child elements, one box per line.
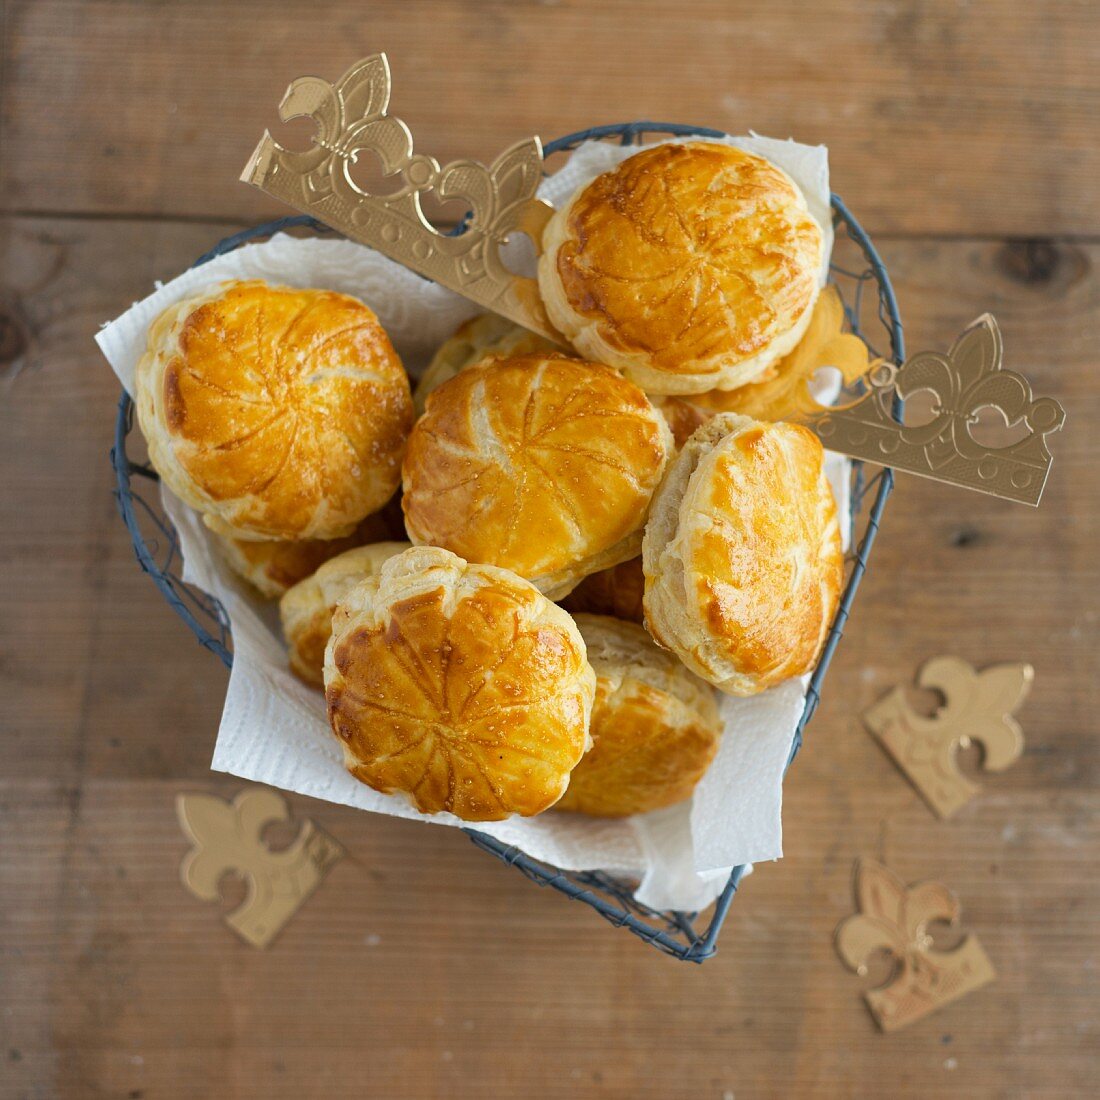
<box><xmin>1</xmin><ymin>2</ymin><xmax>1097</xmax><ymax>1097</ymax></box>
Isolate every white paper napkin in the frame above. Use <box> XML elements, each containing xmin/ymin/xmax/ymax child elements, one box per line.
<box><xmin>97</xmin><ymin>134</ymin><xmax>845</xmax><ymax>912</ymax></box>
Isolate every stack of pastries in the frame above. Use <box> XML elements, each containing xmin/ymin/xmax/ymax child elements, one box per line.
<box><xmin>135</xmin><ymin>141</ymin><xmax>851</xmax><ymax>824</ymax></box>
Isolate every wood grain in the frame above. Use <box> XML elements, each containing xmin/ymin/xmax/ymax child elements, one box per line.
<box><xmin>1</xmin><ymin>3</ymin><xmax>1098</xmax><ymax>1097</ymax></box>
<box><xmin>3</xmin><ymin>0</ymin><xmax>1100</xmax><ymax>235</ymax></box>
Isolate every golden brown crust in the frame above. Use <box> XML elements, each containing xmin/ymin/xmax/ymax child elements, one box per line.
<box><xmin>323</xmin><ymin>548</ymin><xmax>596</xmax><ymax>821</ymax></box>
<box><xmin>134</xmin><ymin>279</ymin><xmax>414</xmax><ymax>541</ymax></box>
<box><xmin>414</xmin><ymin>313</ymin><xmax>556</xmax><ymax>415</ymax></box>
<box><xmin>279</xmin><ymin>541</ymin><xmax>411</xmax><ymax>685</ymax></box>
<box><xmin>554</xmin><ymin>615</ymin><xmax>721</xmax><ymax>817</ymax></box>
<box><xmin>538</xmin><ymin>142</ymin><xmax>823</xmax><ymax>395</ymax></box>
<box><xmin>560</xmin><ymin>557</ymin><xmax>646</xmax><ymax>624</ymax></box>
<box><xmin>401</xmin><ymin>354</ymin><xmax>672</xmax><ymax>599</ymax></box>
<box><xmin>688</xmin><ymin>286</ymin><xmax>879</xmax><ymax>420</ymax></box>
<box><xmin>213</xmin><ymin>511</ymin><xmax>401</xmax><ymax>600</ymax></box>
<box><xmin>642</xmin><ymin>414</ymin><xmax>843</xmax><ymax>695</ymax></box>
<box><xmin>419</xmin><ymin>317</ymin><xmax>707</xmax><ymax>452</ymax></box>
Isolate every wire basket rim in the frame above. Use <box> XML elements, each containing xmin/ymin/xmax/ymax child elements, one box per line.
<box><xmin>111</xmin><ymin>120</ymin><xmax>902</xmax><ymax>962</ymax></box>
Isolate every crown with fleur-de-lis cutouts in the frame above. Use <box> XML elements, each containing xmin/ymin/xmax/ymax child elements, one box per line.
<box><xmin>241</xmin><ymin>53</ymin><xmax>559</xmax><ymax>341</ymax></box>
<box><xmin>242</xmin><ymin>56</ymin><xmax>1065</xmax><ymax>505</ymax></box>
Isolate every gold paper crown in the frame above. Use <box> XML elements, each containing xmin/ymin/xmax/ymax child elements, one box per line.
<box><xmin>813</xmin><ymin>314</ymin><xmax>1064</xmax><ymax>505</ymax></box>
<box><xmin>242</xmin><ymin>56</ymin><xmax>1065</xmax><ymax>506</ymax></box>
<box><xmin>241</xmin><ymin>53</ymin><xmax>560</xmax><ymax>341</ymax></box>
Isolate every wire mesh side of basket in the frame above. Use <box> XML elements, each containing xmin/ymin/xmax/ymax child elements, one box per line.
<box><xmin>111</xmin><ymin>123</ymin><xmax>903</xmax><ymax>963</ymax></box>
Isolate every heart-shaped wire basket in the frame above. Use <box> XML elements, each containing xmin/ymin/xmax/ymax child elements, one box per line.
<box><xmin>111</xmin><ymin>122</ymin><xmax>902</xmax><ymax>962</ymax></box>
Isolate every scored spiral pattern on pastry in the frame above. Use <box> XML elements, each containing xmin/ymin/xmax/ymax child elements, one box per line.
<box><xmin>324</xmin><ymin>547</ymin><xmax>596</xmax><ymax>821</ymax></box>
<box><xmin>401</xmin><ymin>354</ymin><xmax>672</xmax><ymax>599</ymax></box>
<box><xmin>413</xmin><ymin>312</ymin><xmax>556</xmax><ymax>415</ymax></box>
<box><xmin>539</xmin><ymin>142</ymin><xmax>824</xmax><ymax>396</ymax></box>
<box><xmin>134</xmin><ymin>279</ymin><xmax>413</xmax><ymax>541</ymax></box>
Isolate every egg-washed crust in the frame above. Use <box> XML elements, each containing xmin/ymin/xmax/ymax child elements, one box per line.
<box><xmin>538</xmin><ymin>142</ymin><xmax>823</xmax><ymax>395</ymax></box>
<box><xmin>324</xmin><ymin>547</ymin><xmax>596</xmax><ymax>822</ymax></box>
<box><xmin>560</xmin><ymin>557</ymin><xmax>646</xmax><ymax>624</ymax></box>
<box><xmin>414</xmin><ymin>313</ymin><xmax>556</xmax><ymax>415</ymax></box>
<box><xmin>642</xmin><ymin>413</ymin><xmax>843</xmax><ymax>696</ymax></box>
<box><xmin>689</xmin><ymin>286</ymin><xmax>879</xmax><ymax>421</ymax></box>
<box><xmin>213</xmin><ymin>510</ymin><xmax>401</xmax><ymax>600</ymax></box>
<box><xmin>134</xmin><ymin>279</ymin><xmax>414</xmax><ymax>541</ymax></box>
<box><xmin>279</xmin><ymin>541</ymin><xmax>411</xmax><ymax>685</ymax></box>
<box><xmin>554</xmin><ymin>614</ymin><xmax>721</xmax><ymax>817</ymax></box>
<box><xmin>418</xmin><ymin>316</ymin><xmax>700</xmax><ymax>451</ymax></box>
<box><xmin>401</xmin><ymin>354</ymin><xmax>672</xmax><ymax>600</ymax></box>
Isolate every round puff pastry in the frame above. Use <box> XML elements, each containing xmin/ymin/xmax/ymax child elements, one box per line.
<box><xmin>554</xmin><ymin>614</ymin><xmax>721</xmax><ymax>817</ymax></box>
<box><xmin>414</xmin><ymin>312</ymin><xmax>555</xmax><ymax>414</ymax></box>
<box><xmin>279</xmin><ymin>541</ymin><xmax>410</xmax><ymax>684</ymax></box>
<box><xmin>642</xmin><ymin>413</ymin><xmax>843</xmax><ymax>696</ymax></box>
<box><xmin>213</xmin><ymin>510</ymin><xmax>400</xmax><ymax>600</ymax></box>
<box><xmin>402</xmin><ymin>354</ymin><xmax>672</xmax><ymax>600</ymax></box>
<box><xmin>324</xmin><ymin>547</ymin><xmax>596</xmax><ymax>821</ymax></box>
<box><xmin>538</xmin><ymin>142</ymin><xmax>824</xmax><ymax>396</ymax></box>
<box><xmin>135</xmin><ymin>279</ymin><xmax>414</xmax><ymax>541</ymax></box>
<box><xmin>561</xmin><ymin>557</ymin><xmax>646</xmax><ymax>625</ymax></box>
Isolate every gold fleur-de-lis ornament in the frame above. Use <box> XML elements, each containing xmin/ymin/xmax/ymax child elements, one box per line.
<box><xmin>176</xmin><ymin>787</ymin><xmax>344</xmax><ymax>948</ymax></box>
<box><xmin>836</xmin><ymin>859</ymin><xmax>995</xmax><ymax>1031</ymax></box>
<box><xmin>863</xmin><ymin>656</ymin><xmax>1033</xmax><ymax>818</ymax></box>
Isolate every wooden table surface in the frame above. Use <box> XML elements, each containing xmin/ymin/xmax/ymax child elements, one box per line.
<box><xmin>2</xmin><ymin>2</ymin><xmax>1097</xmax><ymax>1097</ymax></box>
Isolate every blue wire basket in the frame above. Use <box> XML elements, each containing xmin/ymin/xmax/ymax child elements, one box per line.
<box><xmin>111</xmin><ymin>122</ymin><xmax>903</xmax><ymax>962</ymax></box>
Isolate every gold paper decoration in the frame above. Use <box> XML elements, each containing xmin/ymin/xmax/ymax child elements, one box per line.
<box><xmin>691</xmin><ymin>286</ymin><xmax>880</xmax><ymax>421</ymax></box>
<box><xmin>863</xmin><ymin>656</ymin><xmax>1033</xmax><ymax>819</ymax></box>
<box><xmin>176</xmin><ymin>788</ymin><xmax>344</xmax><ymax>948</ymax></box>
<box><xmin>241</xmin><ymin>54</ymin><xmax>562</xmax><ymax>342</ymax></box>
<box><xmin>836</xmin><ymin>859</ymin><xmax>996</xmax><ymax>1032</ymax></box>
<box><xmin>812</xmin><ymin>314</ymin><xmax>1064</xmax><ymax>505</ymax></box>
<box><xmin>243</xmin><ymin>56</ymin><xmax>1066</xmax><ymax>506</ymax></box>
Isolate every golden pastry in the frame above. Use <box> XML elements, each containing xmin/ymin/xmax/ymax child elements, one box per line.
<box><xmin>690</xmin><ymin>286</ymin><xmax>880</xmax><ymax>420</ymax></box>
<box><xmin>643</xmin><ymin>413</ymin><xmax>843</xmax><ymax>695</ymax></box>
<box><xmin>555</xmin><ymin>615</ymin><xmax>721</xmax><ymax>817</ymax></box>
<box><xmin>418</xmin><ymin>315</ymin><xmax>700</xmax><ymax>450</ymax></box>
<box><xmin>539</xmin><ymin>142</ymin><xmax>823</xmax><ymax>396</ymax></box>
<box><xmin>414</xmin><ymin>312</ymin><xmax>555</xmax><ymax>414</ymax></box>
<box><xmin>279</xmin><ymin>541</ymin><xmax>410</xmax><ymax>685</ymax></box>
<box><xmin>135</xmin><ymin>279</ymin><xmax>414</xmax><ymax>541</ymax></box>
<box><xmin>561</xmin><ymin>557</ymin><xmax>646</xmax><ymax>624</ymax></box>
<box><xmin>402</xmin><ymin>353</ymin><xmax>672</xmax><ymax>600</ymax></box>
<box><xmin>324</xmin><ymin>547</ymin><xmax>596</xmax><ymax>821</ymax></box>
<box><xmin>213</xmin><ymin>510</ymin><xmax>400</xmax><ymax>600</ymax></box>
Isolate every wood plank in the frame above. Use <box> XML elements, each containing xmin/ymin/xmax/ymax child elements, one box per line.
<box><xmin>2</xmin><ymin>0</ymin><xmax>1099</xmax><ymax>236</ymax></box>
<box><xmin>1</xmin><ymin>214</ymin><xmax>1097</xmax><ymax>1097</ymax></box>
